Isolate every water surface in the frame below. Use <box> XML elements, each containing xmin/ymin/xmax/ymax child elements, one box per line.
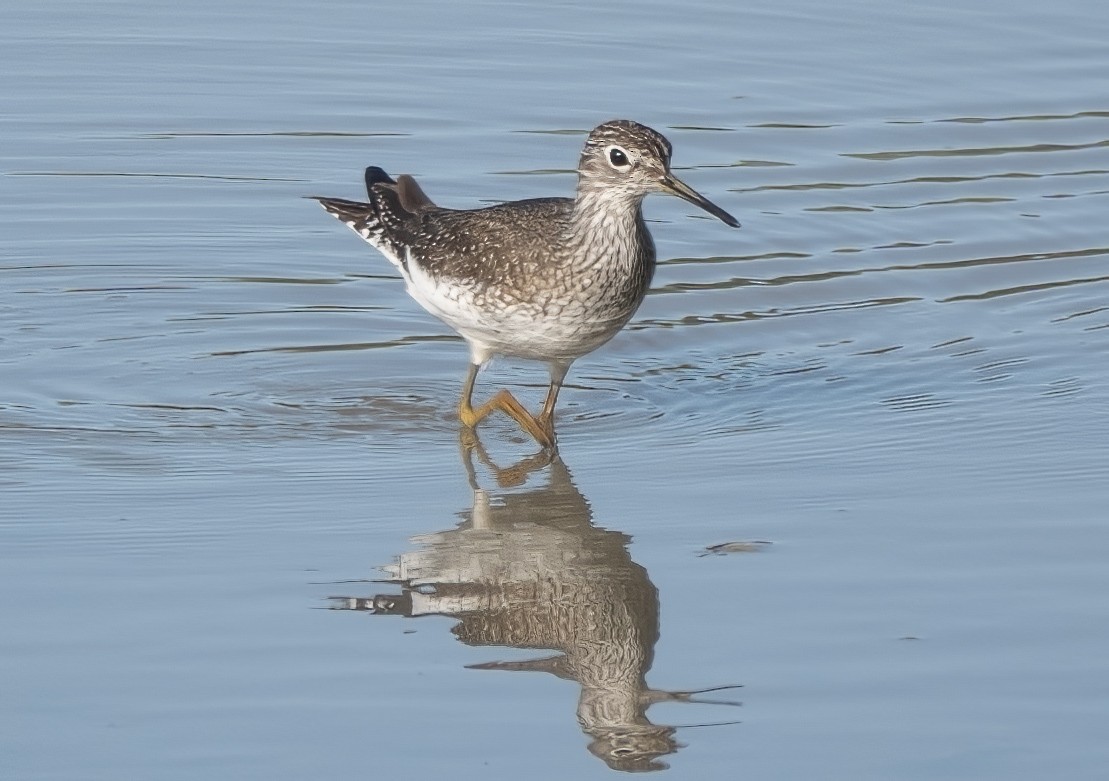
<box><xmin>3</xmin><ymin>1</ymin><xmax>1109</xmax><ymax>778</ymax></box>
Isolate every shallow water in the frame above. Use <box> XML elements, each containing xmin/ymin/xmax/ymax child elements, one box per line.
<box><xmin>3</xmin><ymin>1</ymin><xmax>1109</xmax><ymax>778</ymax></box>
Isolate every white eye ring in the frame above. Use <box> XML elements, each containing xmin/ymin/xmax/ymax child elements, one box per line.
<box><xmin>605</xmin><ymin>145</ymin><xmax>632</xmax><ymax>170</ymax></box>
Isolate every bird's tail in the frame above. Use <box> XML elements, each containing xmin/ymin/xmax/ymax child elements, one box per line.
<box><xmin>310</xmin><ymin>193</ymin><xmax>407</xmax><ymax>268</ymax></box>
<box><xmin>311</xmin><ymin>167</ymin><xmax>437</xmax><ymax>270</ymax></box>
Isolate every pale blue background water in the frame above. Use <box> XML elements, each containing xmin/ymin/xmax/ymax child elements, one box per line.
<box><xmin>3</xmin><ymin>1</ymin><xmax>1109</xmax><ymax>778</ymax></box>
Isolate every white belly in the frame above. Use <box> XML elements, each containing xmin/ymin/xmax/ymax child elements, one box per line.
<box><xmin>403</xmin><ymin>257</ymin><xmax>633</xmax><ymax>365</ymax></box>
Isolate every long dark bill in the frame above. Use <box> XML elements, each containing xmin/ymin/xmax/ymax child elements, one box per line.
<box><xmin>661</xmin><ymin>174</ymin><xmax>740</xmax><ymax>228</ymax></box>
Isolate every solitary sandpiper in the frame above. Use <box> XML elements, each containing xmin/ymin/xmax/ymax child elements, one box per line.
<box><xmin>313</xmin><ymin>120</ymin><xmax>739</xmax><ymax>447</ymax></box>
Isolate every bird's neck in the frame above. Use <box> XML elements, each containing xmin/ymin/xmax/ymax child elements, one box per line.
<box><xmin>567</xmin><ymin>185</ymin><xmax>649</xmax><ymax>263</ymax></box>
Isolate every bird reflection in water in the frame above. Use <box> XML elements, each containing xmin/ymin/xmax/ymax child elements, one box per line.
<box><xmin>331</xmin><ymin>437</ymin><xmax>741</xmax><ymax>772</ymax></box>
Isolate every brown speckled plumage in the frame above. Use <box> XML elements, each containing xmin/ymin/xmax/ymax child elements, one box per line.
<box><xmin>312</xmin><ymin>120</ymin><xmax>739</xmax><ymax>446</ymax></box>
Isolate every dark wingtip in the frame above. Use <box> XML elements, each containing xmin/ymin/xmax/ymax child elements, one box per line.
<box><xmin>365</xmin><ymin>166</ymin><xmax>395</xmax><ymax>194</ymax></box>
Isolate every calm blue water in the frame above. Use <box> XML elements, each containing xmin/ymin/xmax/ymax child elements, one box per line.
<box><xmin>3</xmin><ymin>1</ymin><xmax>1109</xmax><ymax>778</ymax></box>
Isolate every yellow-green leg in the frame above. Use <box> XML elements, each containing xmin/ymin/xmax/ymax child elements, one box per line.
<box><xmin>535</xmin><ymin>363</ymin><xmax>567</xmax><ymax>446</ymax></box>
<box><xmin>458</xmin><ymin>362</ymin><xmax>566</xmax><ymax>448</ymax></box>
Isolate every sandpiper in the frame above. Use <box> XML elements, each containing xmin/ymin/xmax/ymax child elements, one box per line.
<box><xmin>313</xmin><ymin>120</ymin><xmax>739</xmax><ymax>447</ymax></box>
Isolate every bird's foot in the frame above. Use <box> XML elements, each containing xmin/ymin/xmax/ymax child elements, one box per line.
<box><xmin>459</xmin><ymin>389</ymin><xmax>557</xmax><ymax>449</ymax></box>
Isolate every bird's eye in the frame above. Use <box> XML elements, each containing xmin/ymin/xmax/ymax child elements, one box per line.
<box><xmin>607</xmin><ymin>146</ymin><xmax>630</xmax><ymax>168</ymax></box>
